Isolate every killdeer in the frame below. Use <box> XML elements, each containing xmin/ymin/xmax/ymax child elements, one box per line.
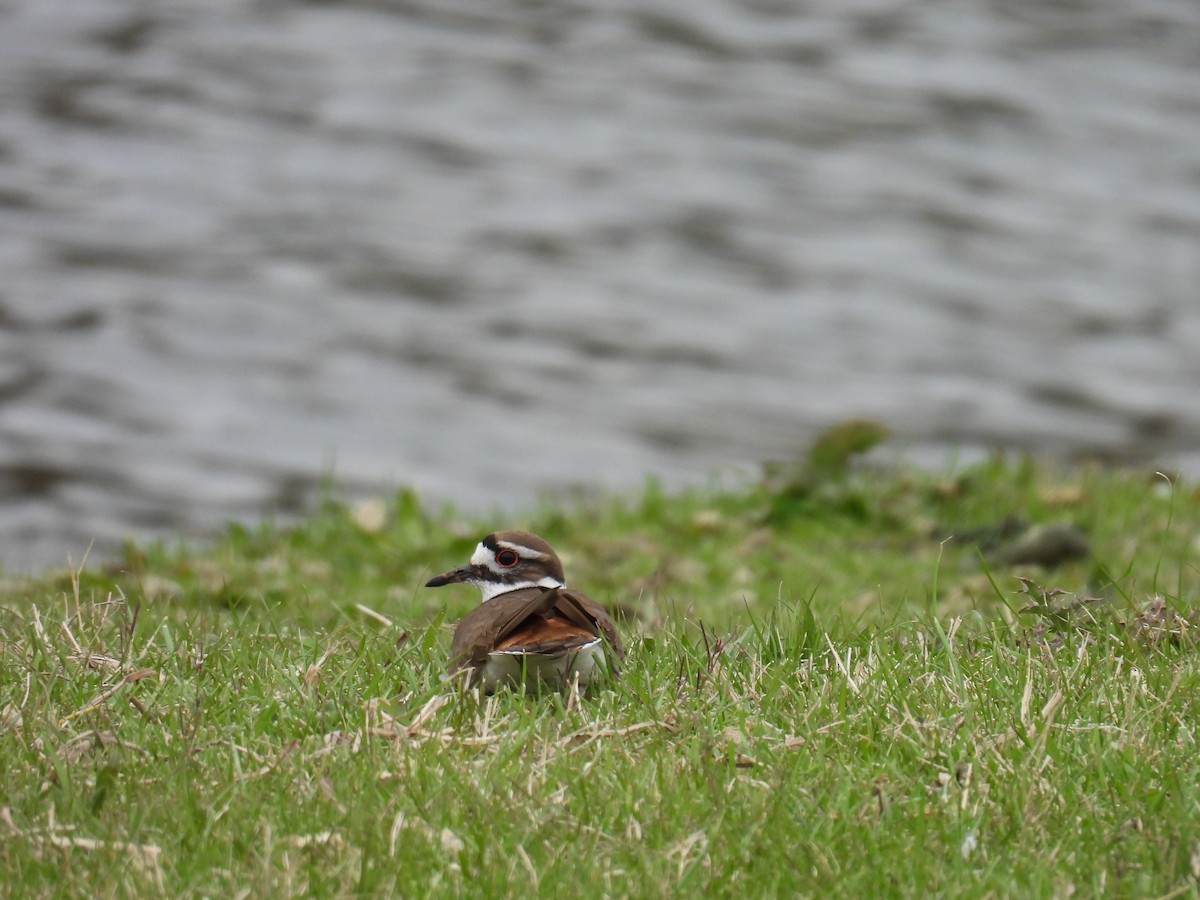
<box><xmin>426</xmin><ymin>531</ymin><xmax>625</xmax><ymax>692</ymax></box>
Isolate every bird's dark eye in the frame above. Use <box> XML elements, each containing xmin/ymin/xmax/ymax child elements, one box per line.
<box><xmin>495</xmin><ymin>549</ymin><xmax>519</xmax><ymax>568</ymax></box>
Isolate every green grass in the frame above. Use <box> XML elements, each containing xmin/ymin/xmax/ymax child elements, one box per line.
<box><xmin>2</xmin><ymin>451</ymin><xmax>1200</xmax><ymax>896</ymax></box>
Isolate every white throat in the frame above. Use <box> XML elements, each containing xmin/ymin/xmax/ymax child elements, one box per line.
<box><xmin>479</xmin><ymin>576</ymin><xmax>563</xmax><ymax>603</ymax></box>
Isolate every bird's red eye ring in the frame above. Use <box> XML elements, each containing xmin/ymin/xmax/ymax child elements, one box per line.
<box><xmin>495</xmin><ymin>549</ymin><xmax>519</xmax><ymax>568</ymax></box>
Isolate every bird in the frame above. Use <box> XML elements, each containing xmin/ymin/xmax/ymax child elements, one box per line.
<box><xmin>425</xmin><ymin>530</ymin><xmax>625</xmax><ymax>692</ymax></box>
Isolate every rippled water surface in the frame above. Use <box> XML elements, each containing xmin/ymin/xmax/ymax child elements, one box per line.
<box><xmin>1</xmin><ymin>0</ymin><xmax>1199</xmax><ymax>570</ymax></box>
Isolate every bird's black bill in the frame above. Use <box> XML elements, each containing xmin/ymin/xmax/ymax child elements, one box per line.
<box><xmin>426</xmin><ymin>567</ymin><xmax>470</xmax><ymax>588</ymax></box>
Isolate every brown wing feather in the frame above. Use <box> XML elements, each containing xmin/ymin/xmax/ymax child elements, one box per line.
<box><xmin>495</xmin><ymin>615</ymin><xmax>599</xmax><ymax>654</ymax></box>
<box><xmin>448</xmin><ymin>587</ymin><xmax>559</xmax><ymax>673</ymax></box>
<box><xmin>448</xmin><ymin>585</ymin><xmax>626</xmax><ymax>677</ymax></box>
<box><xmin>555</xmin><ymin>589</ymin><xmax>625</xmax><ymax>663</ymax></box>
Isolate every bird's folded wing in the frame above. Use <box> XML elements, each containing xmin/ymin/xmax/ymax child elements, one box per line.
<box><xmin>556</xmin><ymin>589</ymin><xmax>626</xmax><ymax>663</ymax></box>
<box><xmin>495</xmin><ymin>614</ymin><xmax>601</xmax><ymax>654</ymax></box>
<box><xmin>449</xmin><ymin>586</ymin><xmax>625</xmax><ymax>673</ymax></box>
<box><xmin>448</xmin><ymin>586</ymin><xmax>560</xmax><ymax>671</ymax></box>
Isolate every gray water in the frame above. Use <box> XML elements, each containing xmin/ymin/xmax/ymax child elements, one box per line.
<box><xmin>1</xmin><ymin>0</ymin><xmax>1199</xmax><ymax>571</ymax></box>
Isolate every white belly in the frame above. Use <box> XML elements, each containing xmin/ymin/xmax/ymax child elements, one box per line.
<box><xmin>480</xmin><ymin>638</ymin><xmax>608</xmax><ymax>692</ymax></box>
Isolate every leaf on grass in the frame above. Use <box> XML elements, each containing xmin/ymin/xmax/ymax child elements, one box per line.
<box><xmin>282</xmin><ymin>831</ymin><xmax>346</xmax><ymax>850</ymax></box>
<box><xmin>58</xmin><ymin>668</ymin><xmax>159</xmax><ymax>726</ymax></box>
<box><xmin>1016</xmin><ymin>577</ymin><xmax>1103</xmax><ymax>620</ymax></box>
<box><xmin>0</xmin><ymin>704</ymin><xmax>21</xmax><ymax>733</ymax></box>
<box><xmin>566</xmin><ymin>718</ymin><xmax>677</xmax><ymax>743</ymax></box>
<box><xmin>59</xmin><ymin>731</ymin><xmax>117</xmax><ymax>764</ymax></box>
<box><xmin>355</xmin><ymin>603</ymin><xmax>394</xmax><ymax>628</ymax></box>
<box><xmin>304</xmin><ymin>663</ymin><xmax>321</xmax><ymax>692</ymax></box>
<box><xmin>667</xmin><ymin>829</ymin><xmax>709</xmax><ymax>878</ymax></box>
<box><xmin>1127</xmin><ymin>596</ymin><xmax>1198</xmax><ymax>645</ymax></box>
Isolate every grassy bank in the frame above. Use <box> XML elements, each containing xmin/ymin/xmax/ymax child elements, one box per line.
<box><xmin>2</xmin><ymin>449</ymin><xmax>1200</xmax><ymax>896</ymax></box>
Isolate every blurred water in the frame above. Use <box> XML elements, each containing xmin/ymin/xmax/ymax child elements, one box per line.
<box><xmin>0</xmin><ymin>0</ymin><xmax>1198</xmax><ymax>571</ymax></box>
